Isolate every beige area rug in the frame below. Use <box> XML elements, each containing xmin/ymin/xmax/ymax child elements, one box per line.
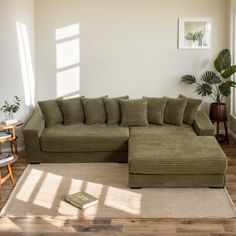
<box><xmin>1</xmin><ymin>163</ymin><xmax>236</xmax><ymax>219</ymax></box>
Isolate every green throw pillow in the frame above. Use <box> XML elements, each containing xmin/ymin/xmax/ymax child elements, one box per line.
<box><xmin>38</xmin><ymin>99</ymin><xmax>63</xmax><ymax>128</ymax></box>
<box><xmin>143</xmin><ymin>97</ymin><xmax>168</xmax><ymax>125</ymax></box>
<box><xmin>164</xmin><ymin>97</ymin><xmax>187</xmax><ymax>126</ymax></box>
<box><xmin>57</xmin><ymin>97</ymin><xmax>84</xmax><ymax>125</ymax></box>
<box><xmin>81</xmin><ymin>97</ymin><xmax>107</xmax><ymax>124</ymax></box>
<box><xmin>119</xmin><ymin>99</ymin><xmax>148</xmax><ymax>127</ymax></box>
<box><xmin>179</xmin><ymin>94</ymin><xmax>202</xmax><ymax>125</ymax></box>
<box><xmin>104</xmin><ymin>96</ymin><xmax>129</xmax><ymax>124</ymax></box>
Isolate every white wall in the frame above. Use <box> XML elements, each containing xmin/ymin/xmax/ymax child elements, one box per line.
<box><xmin>0</xmin><ymin>0</ymin><xmax>35</xmax><ymax>149</ymax></box>
<box><xmin>35</xmin><ymin>0</ymin><xmax>228</xmax><ymax>112</ymax></box>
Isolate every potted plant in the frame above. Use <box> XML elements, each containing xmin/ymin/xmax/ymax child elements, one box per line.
<box><xmin>0</xmin><ymin>96</ymin><xmax>21</xmax><ymax>120</ymax></box>
<box><xmin>181</xmin><ymin>49</ymin><xmax>236</xmax><ymax>121</ymax></box>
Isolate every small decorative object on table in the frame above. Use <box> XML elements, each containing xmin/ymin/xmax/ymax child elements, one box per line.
<box><xmin>65</xmin><ymin>191</ymin><xmax>98</xmax><ymax>209</ymax></box>
<box><xmin>181</xmin><ymin>49</ymin><xmax>236</xmax><ymax>144</ymax></box>
<box><xmin>0</xmin><ymin>96</ymin><xmax>21</xmax><ymax>122</ymax></box>
<box><xmin>0</xmin><ymin>121</ymin><xmax>23</xmax><ymax>154</ymax></box>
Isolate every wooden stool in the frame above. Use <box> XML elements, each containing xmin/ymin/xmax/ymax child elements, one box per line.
<box><xmin>210</xmin><ymin>103</ymin><xmax>229</xmax><ymax>145</ymax></box>
<box><xmin>212</xmin><ymin>120</ymin><xmax>229</xmax><ymax>144</ymax></box>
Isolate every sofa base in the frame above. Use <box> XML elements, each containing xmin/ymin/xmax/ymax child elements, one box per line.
<box><xmin>129</xmin><ymin>173</ymin><xmax>226</xmax><ymax>188</ymax></box>
<box><xmin>37</xmin><ymin>151</ymin><xmax>128</xmax><ymax>163</ymax></box>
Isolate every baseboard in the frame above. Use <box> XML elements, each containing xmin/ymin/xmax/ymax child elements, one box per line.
<box><xmin>1</xmin><ymin>146</ymin><xmax>25</xmax><ymax>153</ymax></box>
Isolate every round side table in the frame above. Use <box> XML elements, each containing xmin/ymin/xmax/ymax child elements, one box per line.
<box><xmin>0</xmin><ymin>154</ymin><xmax>18</xmax><ymax>200</ymax></box>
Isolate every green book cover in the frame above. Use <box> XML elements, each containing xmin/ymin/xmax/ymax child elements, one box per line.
<box><xmin>65</xmin><ymin>191</ymin><xmax>98</xmax><ymax>209</ymax></box>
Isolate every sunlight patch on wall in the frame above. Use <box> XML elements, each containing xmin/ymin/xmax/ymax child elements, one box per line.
<box><xmin>56</xmin><ymin>23</ymin><xmax>80</xmax><ymax>41</ymax></box>
<box><xmin>16</xmin><ymin>21</ymin><xmax>35</xmax><ymax>106</ymax></box>
<box><xmin>56</xmin><ymin>24</ymin><xmax>80</xmax><ymax>98</ymax></box>
<box><xmin>57</xmin><ymin>66</ymin><xmax>80</xmax><ymax>98</ymax></box>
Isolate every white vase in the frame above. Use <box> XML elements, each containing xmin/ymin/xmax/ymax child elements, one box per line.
<box><xmin>5</xmin><ymin>111</ymin><xmax>14</xmax><ymax>120</ymax></box>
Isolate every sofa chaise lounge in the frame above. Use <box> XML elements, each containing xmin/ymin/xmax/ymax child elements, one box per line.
<box><xmin>23</xmin><ymin>96</ymin><xmax>227</xmax><ymax>188</ymax></box>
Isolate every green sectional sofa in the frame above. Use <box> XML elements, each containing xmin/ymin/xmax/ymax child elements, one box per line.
<box><xmin>23</xmin><ymin>96</ymin><xmax>227</xmax><ymax>188</ymax></box>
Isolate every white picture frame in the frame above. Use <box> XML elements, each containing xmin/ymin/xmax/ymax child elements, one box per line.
<box><xmin>178</xmin><ymin>17</ymin><xmax>212</xmax><ymax>49</ymax></box>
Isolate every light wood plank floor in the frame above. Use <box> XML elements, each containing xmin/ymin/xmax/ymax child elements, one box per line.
<box><xmin>0</xmin><ymin>139</ymin><xmax>236</xmax><ymax>235</ymax></box>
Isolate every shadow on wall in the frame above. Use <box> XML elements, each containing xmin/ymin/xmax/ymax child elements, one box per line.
<box><xmin>56</xmin><ymin>23</ymin><xmax>80</xmax><ymax>99</ymax></box>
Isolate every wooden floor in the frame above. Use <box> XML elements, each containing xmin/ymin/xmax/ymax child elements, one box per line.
<box><xmin>1</xmin><ymin>140</ymin><xmax>236</xmax><ymax>235</ymax></box>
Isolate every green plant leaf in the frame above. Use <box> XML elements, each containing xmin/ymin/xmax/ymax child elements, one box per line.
<box><xmin>219</xmin><ymin>80</ymin><xmax>236</xmax><ymax>97</ymax></box>
<box><xmin>181</xmin><ymin>75</ymin><xmax>196</xmax><ymax>84</ymax></box>
<box><xmin>196</xmin><ymin>83</ymin><xmax>212</xmax><ymax>96</ymax></box>
<box><xmin>221</xmin><ymin>65</ymin><xmax>236</xmax><ymax>79</ymax></box>
<box><xmin>201</xmin><ymin>71</ymin><xmax>221</xmax><ymax>84</ymax></box>
<box><xmin>214</xmin><ymin>49</ymin><xmax>231</xmax><ymax>73</ymax></box>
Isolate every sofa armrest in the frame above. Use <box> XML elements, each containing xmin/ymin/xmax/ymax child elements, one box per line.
<box><xmin>193</xmin><ymin>111</ymin><xmax>215</xmax><ymax>136</ymax></box>
<box><xmin>23</xmin><ymin>107</ymin><xmax>45</xmax><ymax>163</ymax></box>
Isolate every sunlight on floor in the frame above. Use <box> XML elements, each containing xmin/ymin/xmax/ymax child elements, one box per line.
<box><xmin>56</xmin><ymin>23</ymin><xmax>80</xmax><ymax>98</ymax></box>
<box><xmin>16</xmin><ymin>169</ymin><xmax>43</xmax><ymax>202</ymax></box>
<box><xmin>16</xmin><ymin>21</ymin><xmax>35</xmax><ymax>106</ymax></box>
<box><xmin>104</xmin><ymin>186</ymin><xmax>141</xmax><ymax>215</ymax></box>
<box><xmin>33</xmin><ymin>173</ymin><xmax>62</xmax><ymax>209</ymax></box>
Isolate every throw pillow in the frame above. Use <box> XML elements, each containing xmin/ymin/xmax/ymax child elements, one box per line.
<box><xmin>57</xmin><ymin>97</ymin><xmax>84</xmax><ymax>125</ymax></box>
<box><xmin>164</xmin><ymin>97</ymin><xmax>187</xmax><ymax>126</ymax></box>
<box><xmin>143</xmin><ymin>97</ymin><xmax>168</xmax><ymax>125</ymax></box>
<box><xmin>119</xmin><ymin>99</ymin><xmax>148</xmax><ymax>127</ymax></box>
<box><xmin>81</xmin><ymin>97</ymin><xmax>107</xmax><ymax>124</ymax></box>
<box><xmin>179</xmin><ymin>94</ymin><xmax>202</xmax><ymax>125</ymax></box>
<box><xmin>38</xmin><ymin>99</ymin><xmax>63</xmax><ymax>128</ymax></box>
<box><xmin>104</xmin><ymin>96</ymin><xmax>129</xmax><ymax>124</ymax></box>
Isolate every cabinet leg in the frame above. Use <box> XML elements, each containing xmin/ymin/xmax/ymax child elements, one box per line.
<box><xmin>13</xmin><ymin>141</ymin><xmax>18</xmax><ymax>154</ymax></box>
<box><xmin>224</xmin><ymin>122</ymin><xmax>229</xmax><ymax>144</ymax></box>
<box><xmin>7</xmin><ymin>164</ymin><xmax>15</xmax><ymax>186</ymax></box>
<box><xmin>10</xmin><ymin>142</ymin><xmax>14</xmax><ymax>153</ymax></box>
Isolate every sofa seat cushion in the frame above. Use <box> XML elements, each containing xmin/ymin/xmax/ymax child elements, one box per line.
<box><xmin>129</xmin><ymin>136</ymin><xmax>227</xmax><ymax>175</ymax></box>
<box><xmin>40</xmin><ymin>124</ymin><xmax>129</xmax><ymax>152</ymax></box>
<box><xmin>129</xmin><ymin>124</ymin><xmax>196</xmax><ymax>139</ymax></box>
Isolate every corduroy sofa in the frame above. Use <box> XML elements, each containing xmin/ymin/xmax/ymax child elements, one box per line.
<box><xmin>23</xmin><ymin>96</ymin><xmax>227</xmax><ymax>188</ymax></box>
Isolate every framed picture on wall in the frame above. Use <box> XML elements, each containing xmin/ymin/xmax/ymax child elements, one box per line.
<box><xmin>178</xmin><ymin>17</ymin><xmax>212</xmax><ymax>49</ymax></box>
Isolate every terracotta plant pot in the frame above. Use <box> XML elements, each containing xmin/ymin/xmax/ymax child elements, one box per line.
<box><xmin>209</xmin><ymin>103</ymin><xmax>227</xmax><ymax>122</ymax></box>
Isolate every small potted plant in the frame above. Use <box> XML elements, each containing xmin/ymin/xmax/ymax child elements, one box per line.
<box><xmin>181</xmin><ymin>49</ymin><xmax>236</xmax><ymax>121</ymax></box>
<box><xmin>1</xmin><ymin>96</ymin><xmax>21</xmax><ymax>120</ymax></box>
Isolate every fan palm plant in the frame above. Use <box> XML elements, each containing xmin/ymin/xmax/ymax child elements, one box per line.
<box><xmin>181</xmin><ymin>49</ymin><xmax>236</xmax><ymax>103</ymax></box>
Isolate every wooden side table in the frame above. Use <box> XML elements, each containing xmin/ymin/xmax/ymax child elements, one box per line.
<box><xmin>211</xmin><ymin>120</ymin><xmax>229</xmax><ymax>144</ymax></box>
<box><xmin>0</xmin><ymin>154</ymin><xmax>18</xmax><ymax>200</ymax></box>
<box><xmin>0</xmin><ymin>121</ymin><xmax>23</xmax><ymax>154</ymax></box>
<box><xmin>209</xmin><ymin>103</ymin><xmax>229</xmax><ymax>144</ymax></box>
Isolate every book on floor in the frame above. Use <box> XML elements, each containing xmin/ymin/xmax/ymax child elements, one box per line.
<box><xmin>65</xmin><ymin>191</ymin><xmax>98</xmax><ymax>209</ymax></box>
<box><xmin>0</xmin><ymin>153</ymin><xmax>13</xmax><ymax>164</ymax></box>
<box><xmin>0</xmin><ymin>131</ymin><xmax>12</xmax><ymax>140</ymax></box>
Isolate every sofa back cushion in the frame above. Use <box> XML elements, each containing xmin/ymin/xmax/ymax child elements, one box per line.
<box><xmin>82</xmin><ymin>97</ymin><xmax>107</xmax><ymax>124</ymax></box>
<box><xmin>104</xmin><ymin>96</ymin><xmax>129</xmax><ymax>124</ymax></box>
<box><xmin>179</xmin><ymin>94</ymin><xmax>202</xmax><ymax>125</ymax></box>
<box><xmin>57</xmin><ymin>97</ymin><xmax>84</xmax><ymax>125</ymax></box>
<box><xmin>38</xmin><ymin>99</ymin><xmax>63</xmax><ymax>128</ymax></box>
<box><xmin>164</xmin><ymin>97</ymin><xmax>187</xmax><ymax>126</ymax></box>
<box><xmin>143</xmin><ymin>97</ymin><xmax>168</xmax><ymax>125</ymax></box>
<box><xmin>120</xmin><ymin>99</ymin><xmax>148</xmax><ymax>127</ymax></box>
